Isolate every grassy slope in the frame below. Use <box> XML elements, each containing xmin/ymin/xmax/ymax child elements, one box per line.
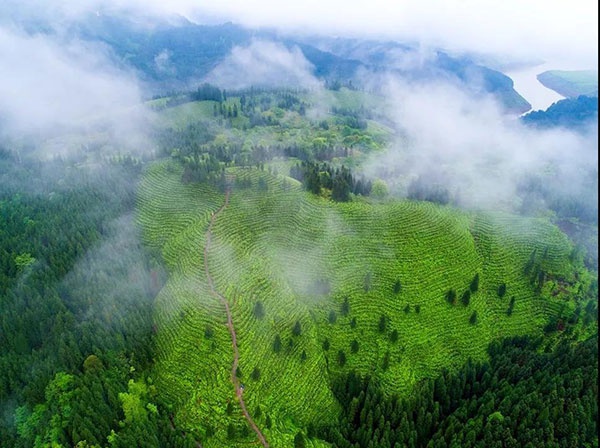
<box><xmin>137</xmin><ymin>160</ymin><xmax>578</xmax><ymax>447</ymax></box>
<box><xmin>537</xmin><ymin>70</ymin><xmax>599</xmax><ymax>98</ymax></box>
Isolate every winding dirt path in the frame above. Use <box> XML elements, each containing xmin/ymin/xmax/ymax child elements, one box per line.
<box><xmin>203</xmin><ymin>190</ymin><xmax>269</xmax><ymax>448</ymax></box>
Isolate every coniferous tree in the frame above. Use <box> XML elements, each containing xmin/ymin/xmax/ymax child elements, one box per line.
<box><xmin>470</xmin><ymin>273</ymin><xmax>479</xmax><ymax>293</ymax></box>
<box><xmin>469</xmin><ymin>311</ymin><xmax>478</xmax><ymax>324</ymax></box>
<box><xmin>461</xmin><ymin>290</ymin><xmax>471</xmax><ymax>306</ymax></box>
<box><xmin>341</xmin><ymin>297</ymin><xmax>350</xmax><ymax>316</ymax></box>
<box><xmin>273</xmin><ymin>334</ymin><xmax>282</xmax><ymax>353</ymax></box>
<box><xmin>292</xmin><ymin>320</ymin><xmax>302</xmax><ymax>336</ymax></box>
<box><xmin>378</xmin><ymin>315</ymin><xmax>387</xmax><ymax>333</ymax></box>
<box><xmin>446</xmin><ymin>289</ymin><xmax>457</xmax><ymax>305</ymax></box>
<box><xmin>498</xmin><ymin>283</ymin><xmax>507</xmax><ymax>297</ymax></box>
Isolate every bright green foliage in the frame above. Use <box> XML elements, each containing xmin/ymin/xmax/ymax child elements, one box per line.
<box><xmin>14</xmin><ymin>252</ymin><xmax>35</xmax><ymax>270</ymax></box>
<box><xmin>138</xmin><ymin>161</ymin><xmax>591</xmax><ymax>446</ymax></box>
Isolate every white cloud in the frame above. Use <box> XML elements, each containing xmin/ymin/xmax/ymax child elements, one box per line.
<box><xmin>362</xmin><ymin>75</ymin><xmax>598</xmax><ymax>210</ymax></box>
<box><xmin>2</xmin><ymin>1</ymin><xmax>596</xmax><ymax>69</ymax></box>
<box><xmin>204</xmin><ymin>40</ymin><xmax>322</xmax><ymax>90</ymax></box>
<box><xmin>0</xmin><ymin>27</ymin><xmax>154</xmax><ymax>156</ymax></box>
<box><xmin>186</xmin><ymin>0</ymin><xmax>598</xmax><ymax>68</ymax></box>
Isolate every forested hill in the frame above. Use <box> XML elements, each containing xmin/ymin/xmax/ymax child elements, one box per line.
<box><xmin>521</xmin><ymin>95</ymin><xmax>598</xmax><ymax>130</ymax></box>
<box><xmin>54</xmin><ymin>14</ymin><xmax>530</xmax><ymax>112</ymax></box>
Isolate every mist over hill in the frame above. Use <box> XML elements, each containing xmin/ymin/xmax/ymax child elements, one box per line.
<box><xmin>11</xmin><ymin>12</ymin><xmax>531</xmax><ymax>113</ymax></box>
<box><xmin>0</xmin><ymin>2</ymin><xmax>597</xmax><ymax>448</ymax></box>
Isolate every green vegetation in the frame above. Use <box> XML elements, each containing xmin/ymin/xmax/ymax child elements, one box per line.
<box><xmin>0</xmin><ymin>154</ymin><xmax>189</xmax><ymax>446</ymax></box>
<box><xmin>327</xmin><ymin>335</ymin><xmax>598</xmax><ymax>447</ymax></box>
<box><xmin>537</xmin><ymin>70</ymin><xmax>598</xmax><ymax>98</ymax></box>
<box><xmin>137</xmin><ymin>153</ymin><xmax>594</xmax><ymax>446</ymax></box>
<box><xmin>2</xmin><ymin>84</ymin><xmax>596</xmax><ymax>448</ymax></box>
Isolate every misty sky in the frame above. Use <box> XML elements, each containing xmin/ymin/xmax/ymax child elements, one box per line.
<box><xmin>0</xmin><ymin>0</ymin><xmax>596</xmax><ymax>212</ymax></box>
<box><xmin>54</xmin><ymin>0</ymin><xmax>598</xmax><ymax>68</ymax></box>
<box><xmin>0</xmin><ymin>0</ymin><xmax>597</xmax><ymax>68</ymax></box>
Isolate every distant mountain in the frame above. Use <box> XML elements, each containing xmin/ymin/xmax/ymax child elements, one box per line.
<box><xmin>29</xmin><ymin>13</ymin><xmax>529</xmax><ymax>112</ymax></box>
<box><xmin>537</xmin><ymin>70</ymin><xmax>598</xmax><ymax>98</ymax></box>
<box><xmin>296</xmin><ymin>36</ymin><xmax>531</xmax><ymax>113</ymax></box>
<box><xmin>521</xmin><ymin>95</ymin><xmax>598</xmax><ymax>129</ymax></box>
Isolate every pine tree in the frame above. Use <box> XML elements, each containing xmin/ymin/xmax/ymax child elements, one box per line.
<box><xmin>469</xmin><ymin>311</ymin><xmax>478</xmax><ymax>325</ymax></box>
<box><xmin>273</xmin><ymin>334</ymin><xmax>282</xmax><ymax>353</ymax></box>
<box><xmin>461</xmin><ymin>290</ymin><xmax>471</xmax><ymax>306</ymax></box>
<box><xmin>292</xmin><ymin>320</ymin><xmax>302</xmax><ymax>336</ymax></box>
<box><xmin>470</xmin><ymin>273</ymin><xmax>479</xmax><ymax>293</ymax></box>
<box><xmin>446</xmin><ymin>289</ymin><xmax>457</xmax><ymax>305</ymax></box>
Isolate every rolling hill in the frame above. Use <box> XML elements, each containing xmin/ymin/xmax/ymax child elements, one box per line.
<box><xmin>137</xmin><ymin>155</ymin><xmax>588</xmax><ymax>446</ymax></box>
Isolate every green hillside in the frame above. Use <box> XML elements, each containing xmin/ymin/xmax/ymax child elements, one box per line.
<box><xmin>137</xmin><ymin>159</ymin><xmax>586</xmax><ymax>447</ymax></box>
<box><xmin>537</xmin><ymin>70</ymin><xmax>598</xmax><ymax>98</ymax></box>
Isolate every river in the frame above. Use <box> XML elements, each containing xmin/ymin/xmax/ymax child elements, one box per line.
<box><xmin>505</xmin><ymin>62</ymin><xmax>566</xmax><ymax>114</ymax></box>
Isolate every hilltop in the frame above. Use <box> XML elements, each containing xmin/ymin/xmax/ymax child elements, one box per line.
<box><xmin>537</xmin><ymin>70</ymin><xmax>598</xmax><ymax>98</ymax></box>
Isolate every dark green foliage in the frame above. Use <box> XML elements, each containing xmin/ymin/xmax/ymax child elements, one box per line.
<box><xmin>226</xmin><ymin>401</ymin><xmax>234</xmax><ymax>415</ymax></box>
<box><xmin>350</xmin><ymin>317</ymin><xmax>357</xmax><ymax>328</ymax></box>
<box><xmin>204</xmin><ymin>326</ymin><xmax>214</xmax><ymax>339</ymax></box>
<box><xmin>253</xmin><ymin>301</ymin><xmax>265</xmax><ymax>319</ymax></box>
<box><xmin>461</xmin><ymin>290</ymin><xmax>471</xmax><ymax>306</ymax></box>
<box><xmin>327</xmin><ymin>336</ymin><xmax>598</xmax><ymax>448</ymax></box>
<box><xmin>407</xmin><ymin>176</ymin><xmax>451</xmax><ymax>205</ymax></box>
<box><xmin>292</xmin><ymin>320</ymin><xmax>302</xmax><ymax>336</ymax></box>
<box><xmin>254</xmin><ymin>405</ymin><xmax>262</xmax><ymax>419</ymax></box>
<box><xmin>390</xmin><ymin>329</ymin><xmax>399</xmax><ymax>343</ymax></box>
<box><xmin>273</xmin><ymin>335</ymin><xmax>282</xmax><ymax>353</ymax></box>
<box><xmin>507</xmin><ymin>296</ymin><xmax>516</xmax><ymax>316</ymax></box>
<box><xmin>235</xmin><ymin>366</ymin><xmax>242</xmax><ymax>378</ymax></box>
<box><xmin>301</xmin><ymin>350</ymin><xmax>307</xmax><ymax>362</ymax></box>
<box><xmin>403</xmin><ymin>304</ymin><xmax>410</xmax><ymax>313</ymax></box>
<box><xmin>415</xmin><ymin>304</ymin><xmax>421</xmax><ymax>314</ymax></box>
<box><xmin>294</xmin><ymin>431</ymin><xmax>306</xmax><ymax>448</ymax></box>
<box><xmin>378</xmin><ymin>314</ymin><xmax>387</xmax><ymax>333</ymax></box>
<box><xmin>469</xmin><ymin>311</ymin><xmax>478</xmax><ymax>325</ymax></box>
<box><xmin>323</xmin><ymin>339</ymin><xmax>330</xmax><ymax>351</ymax></box>
<box><xmin>240</xmin><ymin>424</ymin><xmax>251</xmax><ymax>438</ymax></box>
<box><xmin>522</xmin><ymin>95</ymin><xmax>598</xmax><ymax>129</ymax></box>
<box><xmin>307</xmin><ymin>422</ymin><xmax>316</xmax><ymax>439</ymax></box>
<box><xmin>190</xmin><ymin>83</ymin><xmax>223</xmax><ymax>102</ymax></box>
<box><xmin>341</xmin><ymin>296</ymin><xmax>350</xmax><ymax>316</ymax></box>
<box><xmin>350</xmin><ymin>340</ymin><xmax>359</xmax><ymax>354</ymax></box>
<box><xmin>382</xmin><ymin>351</ymin><xmax>390</xmax><ymax>371</ymax></box>
<box><xmin>338</xmin><ymin>350</ymin><xmax>347</xmax><ymax>366</ymax></box>
<box><xmin>329</xmin><ymin>310</ymin><xmax>338</xmax><ymax>324</ymax></box>
<box><xmin>446</xmin><ymin>289</ymin><xmax>457</xmax><ymax>305</ymax></box>
<box><xmin>227</xmin><ymin>423</ymin><xmax>236</xmax><ymax>440</ymax></box>
<box><xmin>498</xmin><ymin>283</ymin><xmax>507</xmax><ymax>297</ymax></box>
<box><xmin>363</xmin><ymin>272</ymin><xmax>372</xmax><ymax>292</ymax></box>
<box><xmin>0</xmin><ymin>157</ymin><xmax>178</xmax><ymax>447</ymax></box>
<box><xmin>470</xmin><ymin>273</ymin><xmax>479</xmax><ymax>293</ymax></box>
<box><xmin>290</xmin><ymin>161</ymin><xmax>372</xmax><ymax>201</ymax></box>
<box><xmin>251</xmin><ymin>367</ymin><xmax>260</xmax><ymax>381</ymax></box>
<box><xmin>265</xmin><ymin>414</ymin><xmax>272</xmax><ymax>429</ymax></box>
<box><xmin>393</xmin><ymin>279</ymin><xmax>402</xmax><ymax>294</ymax></box>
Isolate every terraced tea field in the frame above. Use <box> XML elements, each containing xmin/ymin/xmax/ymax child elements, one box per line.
<box><xmin>137</xmin><ymin>160</ymin><xmax>579</xmax><ymax>447</ymax></box>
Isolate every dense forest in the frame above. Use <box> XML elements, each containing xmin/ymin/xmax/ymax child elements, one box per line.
<box><xmin>521</xmin><ymin>95</ymin><xmax>598</xmax><ymax>129</ymax></box>
<box><xmin>0</xmin><ymin>2</ymin><xmax>597</xmax><ymax>436</ymax></box>
<box><xmin>2</xmin><ymin>80</ymin><xmax>598</xmax><ymax>445</ymax></box>
<box><xmin>324</xmin><ymin>335</ymin><xmax>598</xmax><ymax>448</ymax></box>
<box><xmin>0</xmin><ymin>150</ymin><xmax>195</xmax><ymax>446</ymax></box>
